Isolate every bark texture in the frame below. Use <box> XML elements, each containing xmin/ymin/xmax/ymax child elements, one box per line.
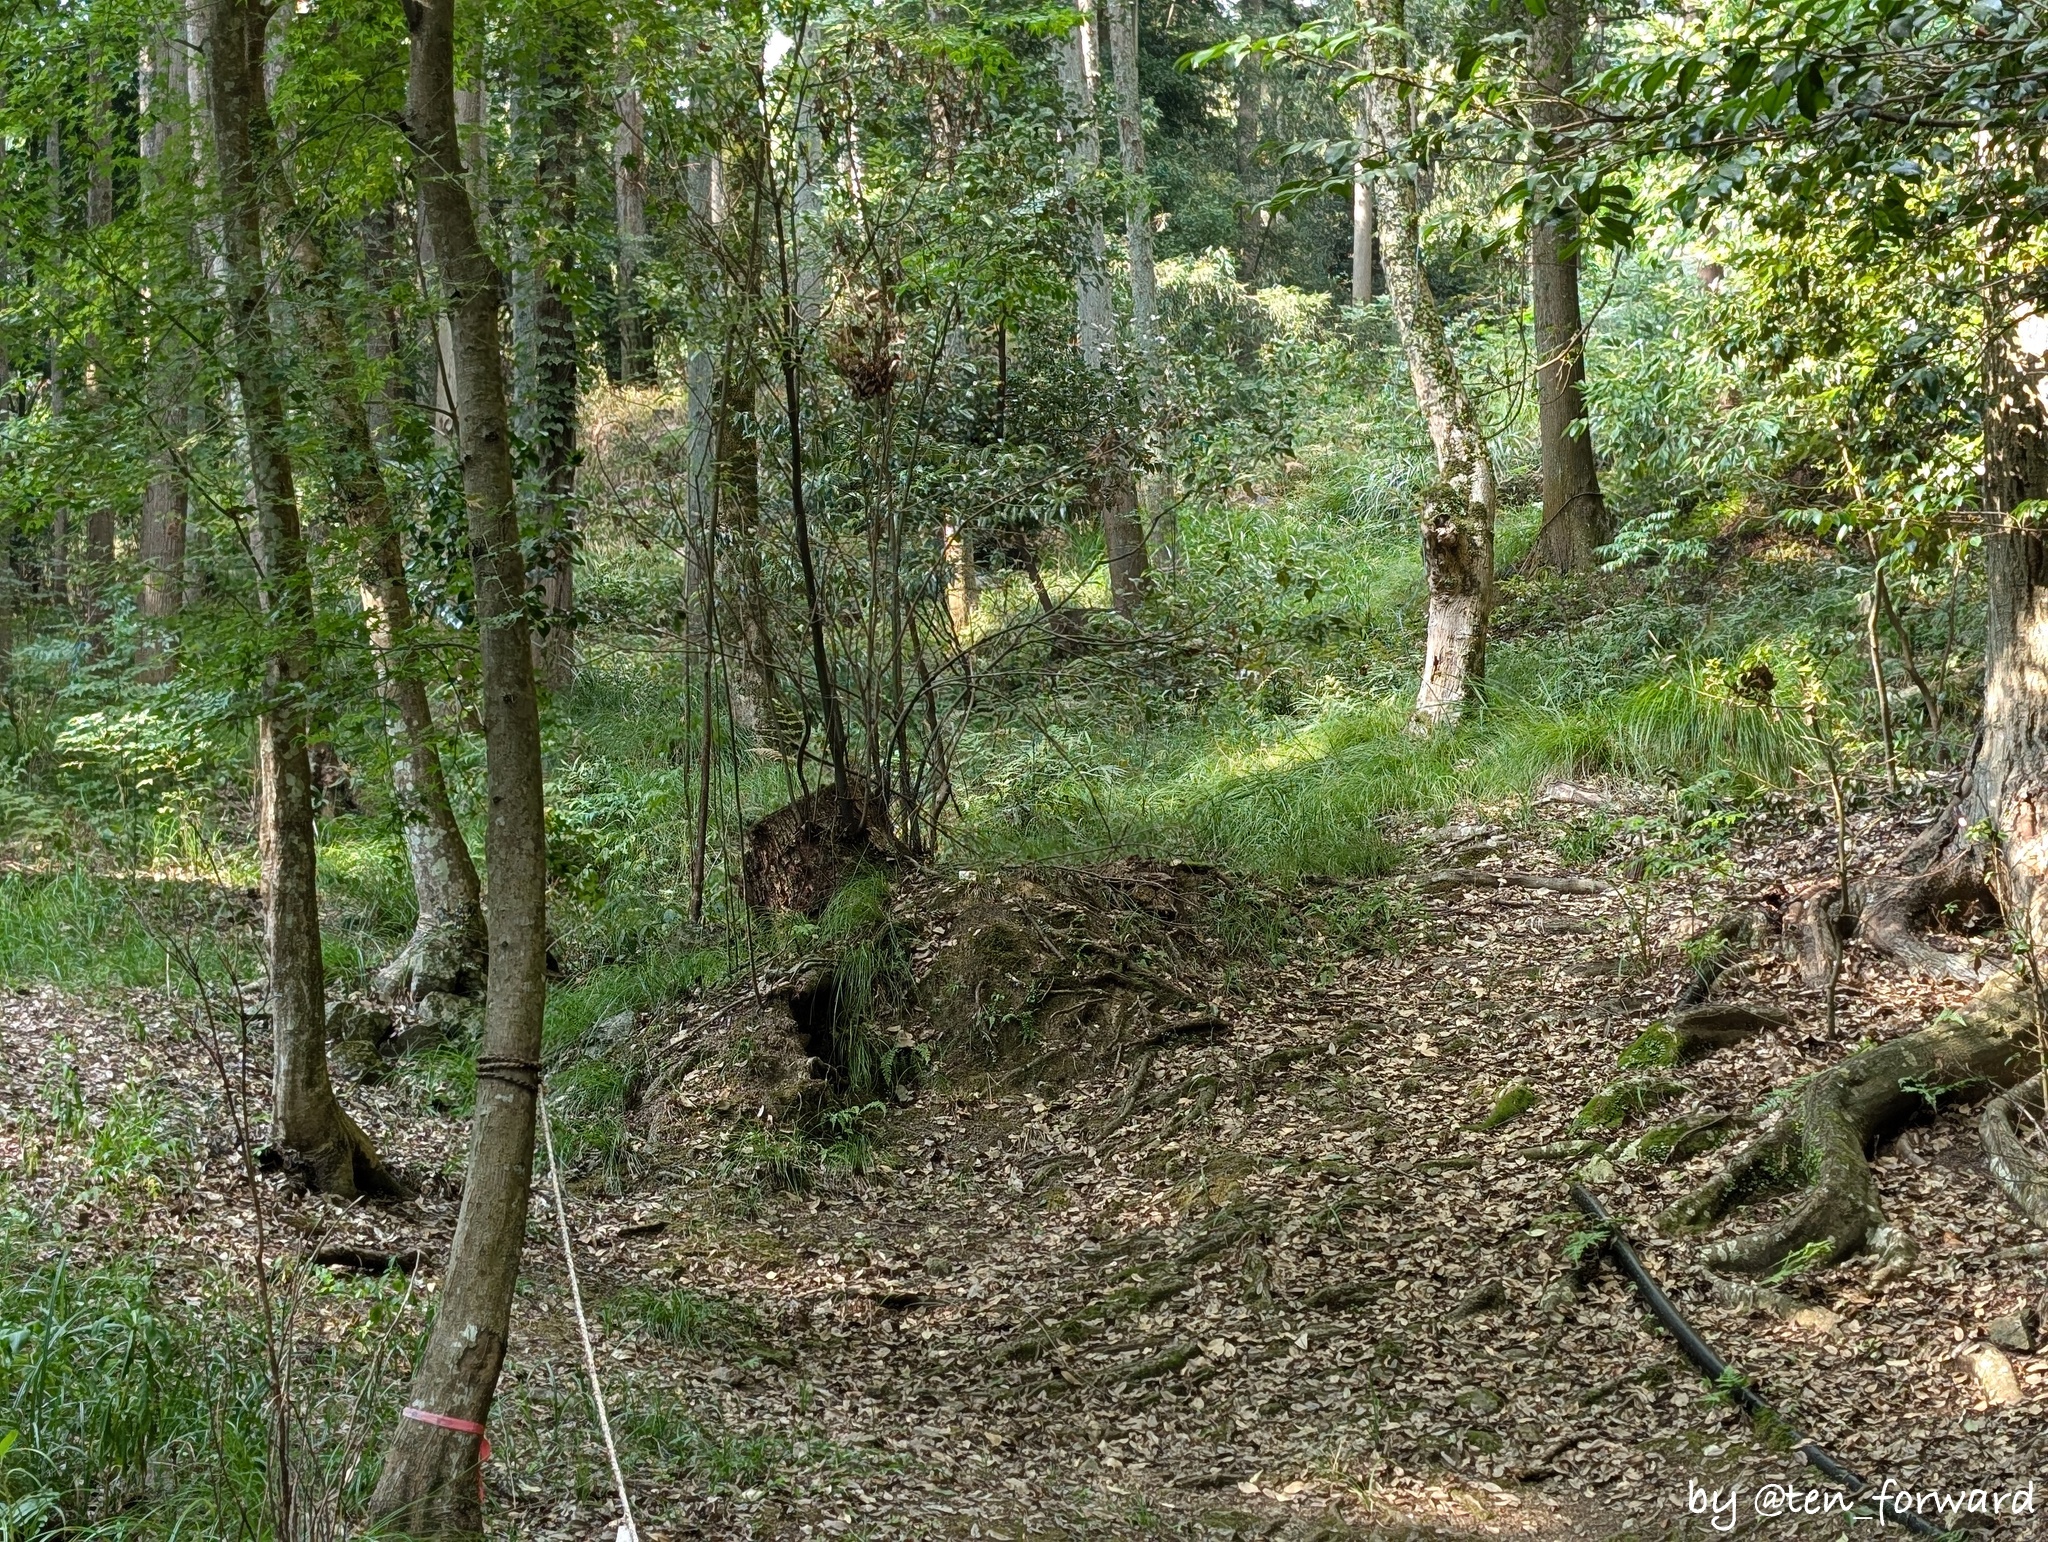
<box><xmin>612</xmin><ymin>30</ymin><xmax>651</xmax><ymax>385</ymax></box>
<box><xmin>1359</xmin><ymin>0</ymin><xmax>1497</xmax><ymax>726</ymax></box>
<box><xmin>521</xmin><ymin>29</ymin><xmax>587</xmax><ymax>694</ymax></box>
<box><xmin>204</xmin><ymin>0</ymin><xmax>395</xmax><ymax>1199</ymax></box>
<box><xmin>1059</xmin><ymin>0</ymin><xmax>1147</xmax><ymax>615</ymax></box>
<box><xmin>1525</xmin><ymin>0</ymin><xmax>1608</xmax><ymax>573</ymax></box>
<box><xmin>372</xmin><ymin>0</ymin><xmax>551</xmax><ymax>1527</ymax></box>
<box><xmin>1971</xmin><ymin>287</ymin><xmax>2048</xmax><ymax>945</ymax></box>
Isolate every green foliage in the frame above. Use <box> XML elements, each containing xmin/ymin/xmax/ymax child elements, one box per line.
<box><xmin>1763</xmin><ymin>1239</ymin><xmax>1834</xmax><ymax>1287</ymax></box>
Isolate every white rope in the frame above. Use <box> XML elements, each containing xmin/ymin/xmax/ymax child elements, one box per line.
<box><xmin>538</xmin><ymin>1090</ymin><xmax>641</xmax><ymax>1542</ymax></box>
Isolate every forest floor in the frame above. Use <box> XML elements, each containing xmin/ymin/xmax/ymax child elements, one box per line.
<box><xmin>6</xmin><ymin>784</ymin><xmax>2047</xmax><ymax>1540</ymax></box>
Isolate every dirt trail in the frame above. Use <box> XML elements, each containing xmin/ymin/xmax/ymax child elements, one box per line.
<box><xmin>6</xmin><ymin>810</ymin><xmax>2047</xmax><ymax>1539</ymax></box>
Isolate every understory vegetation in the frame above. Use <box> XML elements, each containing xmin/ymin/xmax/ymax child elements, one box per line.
<box><xmin>5</xmin><ymin>0</ymin><xmax>2042</xmax><ymax>1528</ymax></box>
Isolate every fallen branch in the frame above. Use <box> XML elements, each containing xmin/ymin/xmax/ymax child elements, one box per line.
<box><xmin>311</xmin><ymin>1244</ymin><xmax>422</xmax><ymax>1275</ymax></box>
<box><xmin>1418</xmin><ymin>868</ymin><xmax>1607</xmax><ymax>896</ymax></box>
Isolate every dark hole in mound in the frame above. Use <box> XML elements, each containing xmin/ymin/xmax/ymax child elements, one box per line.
<box><xmin>787</xmin><ymin>970</ymin><xmax>855</xmax><ymax>1091</ymax></box>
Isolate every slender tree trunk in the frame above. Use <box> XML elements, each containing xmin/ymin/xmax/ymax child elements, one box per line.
<box><xmin>372</xmin><ymin>0</ymin><xmax>551</xmax><ymax>1527</ymax></box>
<box><xmin>1351</xmin><ymin>93</ymin><xmax>1375</xmax><ymax>305</ymax></box>
<box><xmin>1360</xmin><ymin>0</ymin><xmax>1497</xmax><ymax>726</ymax></box>
<box><xmin>1969</xmin><ymin>280</ymin><xmax>2048</xmax><ymax>937</ymax></box>
<box><xmin>520</xmin><ymin>29</ymin><xmax>586</xmax><ymax>695</ymax></box>
<box><xmin>1105</xmin><ymin>0</ymin><xmax>1177</xmax><ymax>576</ymax></box>
<box><xmin>204</xmin><ymin>0</ymin><xmax>395</xmax><ymax>1196</ymax></box>
<box><xmin>140</xmin><ymin>26</ymin><xmax>192</xmax><ymax>681</ymax></box>
<box><xmin>1058</xmin><ymin>0</ymin><xmax>1147</xmax><ymax>615</ymax></box>
<box><xmin>82</xmin><ymin>70</ymin><xmax>116</xmax><ymax>621</ymax></box>
<box><xmin>1525</xmin><ymin>0</ymin><xmax>1608</xmax><ymax>573</ymax></box>
<box><xmin>717</xmin><ymin>141</ymin><xmax>786</xmax><ymax>742</ymax></box>
<box><xmin>612</xmin><ymin>29</ymin><xmax>651</xmax><ymax>385</ymax></box>
<box><xmin>45</xmin><ymin>128</ymin><xmax>70</xmax><ymax>608</ymax></box>
<box><xmin>284</xmin><ymin>222</ymin><xmax>486</xmax><ymax>1004</ymax></box>
<box><xmin>1234</xmin><ymin>0</ymin><xmax>1263</xmax><ymax>282</ymax></box>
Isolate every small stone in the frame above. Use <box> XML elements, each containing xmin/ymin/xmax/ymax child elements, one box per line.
<box><xmin>1987</xmin><ymin>1310</ymin><xmax>2036</xmax><ymax>1354</ymax></box>
<box><xmin>325</xmin><ymin>998</ymin><xmax>394</xmax><ymax>1046</ymax></box>
<box><xmin>1449</xmin><ymin>1278</ymin><xmax>1508</xmax><ymax>1322</ymax></box>
<box><xmin>1787</xmin><ymin>1306</ymin><xmax>1843</xmax><ymax>1337</ymax></box>
<box><xmin>1454</xmin><ymin>1385</ymin><xmax>1504</xmax><ymax>1416</ymax></box>
<box><xmin>1958</xmin><ymin>1342</ymin><xmax>2023</xmax><ymax>1405</ymax></box>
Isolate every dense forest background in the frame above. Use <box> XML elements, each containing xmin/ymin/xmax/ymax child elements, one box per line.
<box><xmin>6</xmin><ymin>0</ymin><xmax>2048</xmax><ymax>1531</ymax></box>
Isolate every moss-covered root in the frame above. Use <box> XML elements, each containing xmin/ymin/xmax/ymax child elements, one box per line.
<box><xmin>1661</xmin><ymin>995</ymin><xmax>2033</xmax><ymax>1275</ymax></box>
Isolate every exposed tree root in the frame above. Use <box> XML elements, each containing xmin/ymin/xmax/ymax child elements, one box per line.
<box><xmin>281</xmin><ymin>1107</ymin><xmax>413</xmax><ymax>1201</ymax></box>
<box><xmin>1662</xmin><ymin>981</ymin><xmax>2034</xmax><ymax>1274</ymax></box>
<box><xmin>1783</xmin><ymin>818</ymin><xmax>1995</xmax><ymax>987</ymax></box>
<box><xmin>1981</xmin><ymin>1072</ymin><xmax>2048</xmax><ymax>1232</ymax></box>
<box><xmin>373</xmin><ymin>912</ymin><xmax>487</xmax><ymax>1004</ymax></box>
<box><xmin>1676</xmin><ymin>910</ymin><xmax>1761</xmax><ymax>1006</ymax></box>
<box><xmin>1417</xmin><ymin>867</ymin><xmax>1606</xmax><ymax>896</ymax></box>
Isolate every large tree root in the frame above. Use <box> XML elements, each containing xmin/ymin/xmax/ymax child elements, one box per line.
<box><xmin>1661</xmin><ymin>980</ymin><xmax>2034</xmax><ymax>1274</ymax></box>
<box><xmin>1784</xmin><ymin>818</ymin><xmax>1995</xmax><ymax>988</ymax></box>
<box><xmin>1982</xmin><ymin>1073</ymin><xmax>2048</xmax><ymax>1232</ymax></box>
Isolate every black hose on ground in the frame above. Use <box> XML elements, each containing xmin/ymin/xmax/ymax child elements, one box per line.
<box><xmin>1568</xmin><ymin>1183</ymin><xmax>1948</xmax><ymax>1539</ymax></box>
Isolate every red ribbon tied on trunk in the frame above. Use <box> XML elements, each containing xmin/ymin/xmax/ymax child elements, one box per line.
<box><xmin>401</xmin><ymin>1405</ymin><xmax>491</xmax><ymax>1502</ymax></box>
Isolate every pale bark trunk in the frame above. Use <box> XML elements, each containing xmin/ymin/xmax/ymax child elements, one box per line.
<box><xmin>612</xmin><ymin>31</ymin><xmax>651</xmax><ymax>385</ymax></box>
<box><xmin>1525</xmin><ymin>0</ymin><xmax>1608</xmax><ymax>573</ymax></box>
<box><xmin>1351</xmin><ymin>92</ymin><xmax>1375</xmax><ymax>305</ymax></box>
<box><xmin>371</xmin><ymin>0</ymin><xmax>551</xmax><ymax>1527</ymax></box>
<box><xmin>1059</xmin><ymin>0</ymin><xmax>1147</xmax><ymax>615</ymax></box>
<box><xmin>1969</xmin><ymin>283</ymin><xmax>2048</xmax><ymax>938</ymax></box>
<box><xmin>684</xmin><ymin>155</ymin><xmax>717</xmax><ymax>622</ymax></box>
<box><xmin>1106</xmin><ymin>0</ymin><xmax>1177</xmax><ymax>576</ymax></box>
<box><xmin>711</xmin><ymin>144</ymin><xmax>785</xmax><ymax>742</ymax></box>
<box><xmin>1360</xmin><ymin>0</ymin><xmax>1497</xmax><ymax>726</ymax></box>
<box><xmin>204</xmin><ymin>0</ymin><xmax>394</xmax><ymax>1197</ymax></box>
<box><xmin>83</xmin><ymin>68</ymin><xmax>115</xmax><ymax>616</ymax></box>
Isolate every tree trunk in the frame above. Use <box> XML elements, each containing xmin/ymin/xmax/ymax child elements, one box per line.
<box><xmin>204</xmin><ymin>0</ymin><xmax>395</xmax><ymax>1197</ymax></box>
<box><xmin>284</xmin><ymin>224</ymin><xmax>486</xmax><ymax>1006</ymax></box>
<box><xmin>520</xmin><ymin>29</ymin><xmax>586</xmax><ymax>695</ymax></box>
<box><xmin>1970</xmin><ymin>279</ymin><xmax>2048</xmax><ymax>942</ymax></box>
<box><xmin>1105</xmin><ymin>0</ymin><xmax>1178</xmax><ymax>576</ymax></box>
<box><xmin>1234</xmin><ymin>0</ymin><xmax>1262</xmax><ymax>281</ymax></box>
<box><xmin>612</xmin><ymin>30</ymin><xmax>651</xmax><ymax>385</ymax></box>
<box><xmin>371</xmin><ymin>0</ymin><xmax>551</xmax><ymax>1528</ymax></box>
<box><xmin>1360</xmin><ymin>0</ymin><xmax>1497</xmax><ymax>727</ymax></box>
<box><xmin>1351</xmin><ymin>91</ymin><xmax>1375</xmax><ymax>306</ymax></box>
<box><xmin>1525</xmin><ymin>0</ymin><xmax>1608</xmax><ymax>573</ymax></box>
<box><xmin>710</xmin><ymin>143</ymin><xmax>785</xmax><ymax>744</ymax></box>
<box><xmin>140</xmin><ymin>26</ymin><xmax>192</xmax><ymax>682</ymax></box>
<box><xmin>1059</xmin><ymin>0</ymin><xmax>1147</xmax><ymax>616</ymax></box>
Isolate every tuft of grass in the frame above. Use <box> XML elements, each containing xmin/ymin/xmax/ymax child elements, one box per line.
<box><xmin>600</xmin><ymin>1285</ymin><xmax>757</xmax><ymax>1351</ymax></box>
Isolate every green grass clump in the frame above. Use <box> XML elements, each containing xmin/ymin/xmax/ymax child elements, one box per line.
<box><xmin>601</xmin><ymin>1285</ymin><xmax>757</xmax><ymax>1350</ymax></box>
